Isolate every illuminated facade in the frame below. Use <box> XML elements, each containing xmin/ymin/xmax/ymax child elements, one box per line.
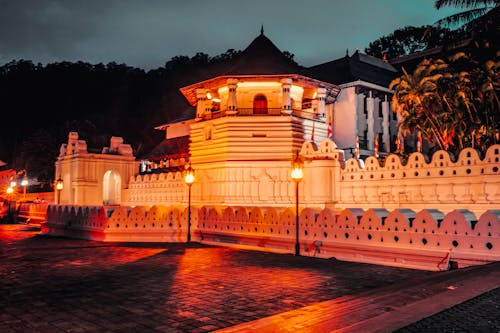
<box><xmin>49</xmin><ymin>32</ymin><xmax>500</xmax><ymax>270</ymax></box>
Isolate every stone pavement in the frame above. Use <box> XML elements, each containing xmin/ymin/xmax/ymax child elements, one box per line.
<box><xmin>0</xmin><ymin>224</ymin><xmax>498</xmax><ymax>333</ymax></box>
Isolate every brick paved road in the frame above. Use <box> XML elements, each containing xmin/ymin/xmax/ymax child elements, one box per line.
<box><xmin>396</xmin><ymin>287</ymin><xmax>500</xmax><ymax>333</ymax></box>
<box><xmin>0</xmin><ymin>224</ymin><xmax>439</xmax><ymax>332</ymax></box>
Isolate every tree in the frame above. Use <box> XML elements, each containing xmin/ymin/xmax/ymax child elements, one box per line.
<box><xmin>434</xmin><ymin>0</ymin><xmax>499</xmax><ymax>28</ymax></box>
<box><xmin>365</xmin><ymin>25</ymin><xmax>456</xmax><ymax>59</ymax></box>
<box><xmin>390</xmin><ymin>59</ymin><xmax>454</xmax><ymax>151</ymax></box>
<box><xmin>390</xmin><ymin>52</ymin><xmax>500</xmax><ymax>155</ymax></box>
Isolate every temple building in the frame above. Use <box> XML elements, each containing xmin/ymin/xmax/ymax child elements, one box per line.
<box><xmin>147</xmin><ymin>30</ymin><xmax>399</xmax><ymax>174</ymax></box>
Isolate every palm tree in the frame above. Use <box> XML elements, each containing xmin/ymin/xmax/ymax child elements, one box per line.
<box><xmin>434</xmin><ymin>0</ymin><xmax>499</xmax><ymax>28</ymax></box>
<box><xmin>391</xmin><ymin>52</ymin><xmax>500</xmax><ymax>155</ymax></box>
<box><xmin>390</xmin><ymin>59</ymin><xmax>455</xmax><ymax>151</ymax></box>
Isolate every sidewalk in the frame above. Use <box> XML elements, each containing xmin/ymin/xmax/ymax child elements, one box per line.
<box><xmin>0</xmin><ymin>224</ymin><xmax>498</xmax><ymax>333</ymax></box>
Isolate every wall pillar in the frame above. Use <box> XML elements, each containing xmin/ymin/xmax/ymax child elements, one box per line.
<box><xmin>367</xmin><ymin>91</ymin><xmax>375</xmax><ymax>150</ymax></box>
<box><xmin>382</xmin><ymin>95</ymin><xmax>390</xmax><ymax>153</ymax></box>
<box><xmin>281</xmin><ymin>78</ymin><xmax>292</xmax><ymax>115</ymax></box>
<box><xmin>316</xmin><ymin>87</ymin><xmax>326</xmax><ymax>117</ymax></box>
<box><xmin>226</xmin><ymin>78</ymin><xmax>238</xmax><ymax>115</ymax></box>
<box><xmin>196</xmin><ymin>88</ymin><xmax>209</xmax><ymax>119</ymax></box>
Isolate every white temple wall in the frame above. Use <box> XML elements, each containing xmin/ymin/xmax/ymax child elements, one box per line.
<box><xmin>41</xmin><ymin>204</ymin><xmax>500</xmax><ymax>271</ymax></box>
<box><xmin>123</xmin><ymin>142</ymin><xmax>500</xmax><ymax>216</ymax></box>
<box><xmin>338</xmin><ymin>147</ymin><xmax>500</xmax><ymax>215</ymax></box>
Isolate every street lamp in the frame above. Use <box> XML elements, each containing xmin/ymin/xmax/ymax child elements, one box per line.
<box><xmin>55</xmin><ymin>177</ymin><xmax>64</xmax><ymax>205</ymax></box>
<box><xmin>184</xmin><ymin>163</ymin><xmax>195</xmax><ymax>243</ymax></box>
<box><xmin>21</xmin><ymin>173</ymin><xmax>28</xmax><ymax>200</ymax></box>
<box><xmin>291</xmin><ymin>152</ymin><xmax>304</xmax><ymax>256</ymax></box>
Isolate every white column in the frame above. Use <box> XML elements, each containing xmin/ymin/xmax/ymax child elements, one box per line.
<box><xmin>226</xmin><ymin>78</ymin><xmax>238</xmax><ymax>115</ymax></box>
<box><xmin>367</xmin><ymin>90</ymin><xmax>375</xmax><ymax>150</ymax></box>
<box><xmin>281</xmin><ymin>78</ymin><xmax>292</xmax><ymax>115</ymax></box>
<box><xmin>316</xmin><ymin>87</ymin><xmax>326</xmax><ymax>117</ymax></box>
<box><xmin>382</xmin><ymin>95</ymin><xmax>390</xmax><ymax>153</ymax></box>
<box><xmin>355</xmin><ymin>92</ymin><xmax>365</xmax><ymax>144</ymax></box>
<box><xmin>196</xmin><ymin>88</ymin><xmax>209</xmax><ymax>119</ymax></box>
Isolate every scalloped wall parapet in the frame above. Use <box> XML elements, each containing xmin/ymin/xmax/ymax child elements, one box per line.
<box><xmin>41</xmin><ymin>204</ymin><xmax>500</xmax><ymax>270</ymax></box>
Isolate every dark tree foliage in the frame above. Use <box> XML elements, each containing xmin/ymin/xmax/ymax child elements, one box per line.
<box><xmin>365</xmin><ymin>25</ymin><xmax>458</xmax><ymax>59</ymax></box>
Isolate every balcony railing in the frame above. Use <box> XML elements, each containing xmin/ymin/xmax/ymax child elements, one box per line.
<box><xmin>203</xmin><ymin>108</ymin><xmax>325</xmax><ymax>121</ymax></box>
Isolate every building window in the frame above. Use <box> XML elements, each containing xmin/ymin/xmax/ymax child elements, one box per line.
<box><xmin>253</xmin><ymin>94</ymin><xmax>268</xmax><ymax>114</ymax></box>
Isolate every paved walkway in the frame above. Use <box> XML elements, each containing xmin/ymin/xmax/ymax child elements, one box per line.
<box><xmin>0</xmin><ymin>224</ymin><xmax>498</xmax><ymax>332</ymax></box>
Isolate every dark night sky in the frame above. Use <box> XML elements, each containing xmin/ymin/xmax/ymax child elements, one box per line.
<box><xmin>0</xmin><ymin>0</ymin><xmax>460</xmax><ymax>69</ymax></box>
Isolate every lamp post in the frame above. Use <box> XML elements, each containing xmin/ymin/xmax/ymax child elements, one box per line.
<box><xmin>184</xmin><ymin>164</ymin><xmax>195</xmax><ymax>243</ymax></box>
<box><xmin>55</xmin><ymin>177</ymin><xmax>64</xmax><ymax>205</ymax></box>
<box><xmin>21</xmin><ymin>172</ymin><xmax>28</xmax><ymax>201</ymax></box>
<box><xmin>291</xmin><ymin>152</ymin><xmax>304</xmax><ymax>256</ymax></box>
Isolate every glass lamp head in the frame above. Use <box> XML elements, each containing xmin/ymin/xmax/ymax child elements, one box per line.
<box><xmin>184</xmin><ymin>164</ymin><xmax>195</xmax><ymax>185</ymax></box>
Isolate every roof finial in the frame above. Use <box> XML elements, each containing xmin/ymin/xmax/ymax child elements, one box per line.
<box><xmin>260</xmin><ymin>25</ymin><xmax>264</xmax><ymax>35</ymax></box>
<box><xmin>345</xmin><ymin>49</ymin><xmax>349</xmax><ymax>57</ymax></box>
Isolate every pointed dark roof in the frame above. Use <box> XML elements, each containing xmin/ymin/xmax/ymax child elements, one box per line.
<box><xmin>224</xmin><ymin>33</ymin><xmax>302</xmax><ymax>75</ymax></box>
<box><xmin>306</xmin><ymin>51</ymin><xmax>398</xmax><ymax>87</ymax></box>
<box><xmin>143</xmin><ymin>136</ymin><xmax>190</xmax><ymax>160</ymax></box>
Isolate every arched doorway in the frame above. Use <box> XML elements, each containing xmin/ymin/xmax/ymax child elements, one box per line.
<box><xmin>253</xmin><ymin>94</ymin><xmax>268</xmax><ymax>114</ymax></box>
<box><xmin>103</xmin><ymin>170</ymin><xmax>121</xmax><ymax>205</ymax></box>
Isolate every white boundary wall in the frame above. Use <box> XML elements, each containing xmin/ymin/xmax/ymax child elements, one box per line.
<box><xmin>123</xmin><ymin>141</ymin><xmax>500</xmax><ymax>215</ymax></box>
<box><xmin>41</xmin><ymin>204</ymin><xmax>500</xmax><ymax>271</ymax></box>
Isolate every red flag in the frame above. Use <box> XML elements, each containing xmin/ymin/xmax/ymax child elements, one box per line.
<box><xmin>311</xmin><ymin>121</ymin><xmax>315</xmax><ymax>141</ymax></box>
<box><xmin>327</xmin><ymin>118</ymin><xmax>332</xmax><ymax>138</ymax></box>
<box><xmin>374</xmin><ymin>135</ymin><xmax>379</xmax><ymax>158</ymax></box>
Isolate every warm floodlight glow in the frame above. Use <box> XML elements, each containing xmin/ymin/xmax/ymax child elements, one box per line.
<box><xmin>212</xmin><ymin>98</ymin><xmax>221</xmax><ymax>103</ymax></box>
<box><xmin>206</xmin><ymin>92</ymin><xmax>212</xmax><ymax>100</ymax></box>
<box><xmin>21</xmin><ymin>178</ymin><xmax>28</xmax><ymax>187</ymax></box>
<box><xmin>184</xmin><ymin>165</ymin><xmax>195</xmax><ymax>185</ymax></box>
<box><xmin>291</xmin><ymin>167</ymin><xmax>303</xmax><ymax>181</ymax></box>
<box><xmin>10</xmin><ymin>181</ymin><xmax>16</xmax><ymax>187</ymax></box>
<box><xmin>218</xmin><ymin>86</ymin><xmax>228</xmax><ymax>94</ymax></box>
<box><xmin>291</xmin><ymin>152</ymin><xmax>304</xmax><ymax>256</ymax></box>
<box><xmin>55</xmin><ymin>178</ymin><xmax>64</xmax><ymax>190</ymax></box>
<box><xmin>237</xmin><ymin>81</ymin><xmax>281</xmax><ymax>88</ymax></box>
<box><xmin>291</xmin><ymin>154</ymin><xmax>304</xmax><ymax>182</ymax></box>
<box><xmin>184</xmin><ymin>163</ymin><xmax>195</xmax><ymax>243</ymax></box>
<box><xmin>6</xmin><ymin>187</ymin><xmax>13</xmax><ymax>194</ymax></box>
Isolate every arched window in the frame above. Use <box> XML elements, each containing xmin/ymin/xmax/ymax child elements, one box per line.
<box><xmin>253</xmin><ymin>94</ymin><xmax>268</xmax><ymax>114</ymax></box>
<box><xmin>103</xmin><ymin>170</ymin><xmax>122</xmax><ymax>205</ymax></box>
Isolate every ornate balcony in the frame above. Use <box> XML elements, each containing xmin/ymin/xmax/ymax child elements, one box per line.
<box><xmin>201</xmin><ymin>108</ymin><xmax>326</xmax><ymax>122</ymax></box>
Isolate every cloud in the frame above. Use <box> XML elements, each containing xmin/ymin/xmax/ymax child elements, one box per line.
<box><xmin>0</xmin><ymin>0</ymin><xmax>457</xmax><ymax>69</ymax></box>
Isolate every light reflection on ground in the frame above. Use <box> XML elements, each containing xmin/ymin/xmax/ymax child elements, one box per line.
<box><xmin>0</xmin><ymin>224</ymin><xmax>436</xmax><ymax>332</ymax></box>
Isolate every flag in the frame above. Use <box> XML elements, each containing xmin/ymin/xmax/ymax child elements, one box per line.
<box><xmin>327</xmin><ymin>118</ymin><xmax>332</xmax><ymax>138</ymax></box>
<box><xmin>374</xmin><ymin>135</ymin><xmax>379</xmax><ymax>158</ymax></box>
<box><xmin>354</xmin><ymin>136</ymin><xmax>360</xmax><ymax>159</ymax></box>
<box><xmin>417</xmin><ymin>131</ymin><xmax>422</xmax><ymax>153</ymax></box>
<box><xmin>395</xmin><ymin>135</ymin><xmax>401</xmax><ymax>152</ymax></box>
